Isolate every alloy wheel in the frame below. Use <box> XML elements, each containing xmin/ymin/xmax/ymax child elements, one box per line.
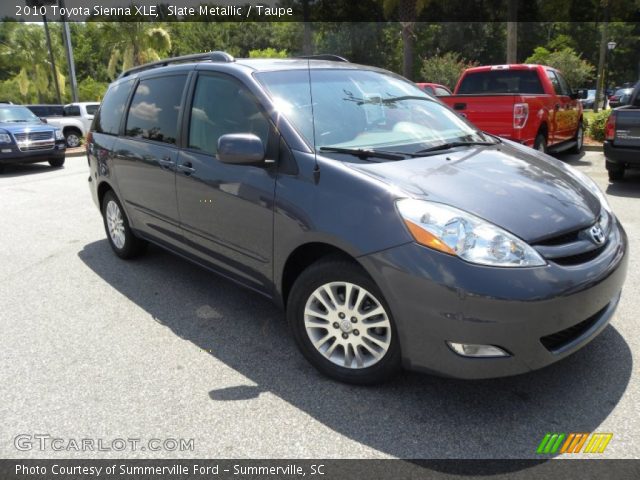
<box><xmin>106</xmin><ymin>200</ymin><xmax>126</xmax><ymax>249</ymax></box>
<box><xmin>303</xmin><ymin>281</ymin><xmax>392</xmax><ymax>369</ymax></box>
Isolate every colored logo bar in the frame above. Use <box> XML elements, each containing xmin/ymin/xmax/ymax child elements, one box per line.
<box><xmin>537</xmin><ymin>433</ymin><xmax>613</xmax><ymax>454</ymax></box>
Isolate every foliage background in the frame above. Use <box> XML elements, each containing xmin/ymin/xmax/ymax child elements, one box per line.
<box><xmin>0</xmin><ymin>0</ymin><xmax>638</xmax><ymax>103</ymax></box>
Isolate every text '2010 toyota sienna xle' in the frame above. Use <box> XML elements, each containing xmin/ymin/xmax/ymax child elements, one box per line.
<box><xmin>87</xmin><ymin>52</ymin><xmax>628</xmax><ymax>384</ymax></box>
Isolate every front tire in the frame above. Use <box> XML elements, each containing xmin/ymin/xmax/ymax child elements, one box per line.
<box><xmin>64</xmin><ymin>129</ymin><xmax>82</xmax><ymax>148</ymax></box>
<box><xmin>287</xmin><ymin>257</ymin><xmax>401</xmax><ymax>384</ymax></box>
<box><xmin>49</xmin><ymin>158</ymin><xmax>65</xmax><ymax>168</ymax></box>
<box><xmin>101</xmin><ymin>190</ymin><xmax>147</xmax><ymax>259</ymax></box>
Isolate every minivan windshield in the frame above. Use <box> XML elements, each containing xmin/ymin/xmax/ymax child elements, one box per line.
<box><xmin>0</xmin><ymin>106</ymin><xmax>40</xmax><ymax>123</ymax></box>
<box><xmin>256</xmin><ymin>69</ymin><xmax>492</xmax><ymax>155</ymax></box>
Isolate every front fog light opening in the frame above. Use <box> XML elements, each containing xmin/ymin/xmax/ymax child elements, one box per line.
<box><xmin>447</xmin><ymin>341</ymin><xmax>510</xmax><ymax>358</ymax></box>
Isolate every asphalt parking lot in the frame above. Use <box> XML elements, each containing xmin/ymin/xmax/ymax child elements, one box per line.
<box><xmin>1</xmin><ymin>151</ymin><xmax>638</xmax><ymax>460</ymax></box>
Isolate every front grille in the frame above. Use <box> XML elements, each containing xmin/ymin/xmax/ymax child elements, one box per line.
<box><xmin>13</xmin><ymin>131</ymin><xmax>55</xmax><ymax>152</ymax></box>
<box><xmin>535</xmin><ymin>228</ymin><xmax>582</xmax><ymax>246</ymax></box>
<box><xmin>551</xmin><ymin>246</ymin><xmax>606</xmax><ymax>266</ymax></box>
<box><xmin>540</xmin><ymin>304</ymin><xmax>607</xmax><ymax>352</ymax></box>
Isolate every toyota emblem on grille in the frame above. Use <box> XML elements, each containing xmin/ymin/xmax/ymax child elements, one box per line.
<box><xmin>589</xmin><ymin>224</ymin><xmax>606</xmax><ymax>245</ymax></box>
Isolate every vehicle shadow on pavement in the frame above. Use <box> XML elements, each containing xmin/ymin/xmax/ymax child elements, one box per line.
<box><xmin>606</xmin><ymin>172</ymin><xmax>640</xmax><ymax>198</ymax></box>
<box><xmin>78</xmin><ymin>241</ymin><xmax>633</xmax><ymax>467</ymax></box>
<box><xmin>0</xmin><ymin>163</ymin><xmax>62</xmax><ymax>178</ymax></box>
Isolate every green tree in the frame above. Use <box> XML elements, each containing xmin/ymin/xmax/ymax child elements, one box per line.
<box><xmin>420</xmin><ymin>52</ymin><xmax>478</xmax><ymax>89</ymax></box>
<box><xmin>248</xmin><ymin>48</ymin><xmax>288</xmax><ymax>58</ymax></box>
<box><xmin>382</xmin><ymin>0</ymin><xmax>430</xmax><ymax>79</ymax></box>
<box><xmin>525</xmin><ymin>46</ymin><xmax>595</xmax><ymax>88</ymax></box>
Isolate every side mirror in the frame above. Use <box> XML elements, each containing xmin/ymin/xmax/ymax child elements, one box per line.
<box><xmin>40</xmin><ymin>117</ymin><xmax>48</xmax><ymax>123</ymax></box>
<box><xmin>217</xmin><ymin>133</ymin><xmax>265</xmax><ymax>165</ymax></box>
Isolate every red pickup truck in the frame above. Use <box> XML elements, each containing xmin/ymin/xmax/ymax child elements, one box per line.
<box><xmin>441</xmin><ymin>64</ymin><xmax>583</xmax><ymax>153</ymax></box>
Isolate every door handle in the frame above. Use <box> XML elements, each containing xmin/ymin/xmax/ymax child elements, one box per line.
<box><xmin>158</xmin><ymin>157</ymin><xmax>174</xmax><ymax>169</ymax></box>
<box><xmin>177</xmin><ymin>162</ymin><xmax>195</xmax><ymax>175</ymax></box>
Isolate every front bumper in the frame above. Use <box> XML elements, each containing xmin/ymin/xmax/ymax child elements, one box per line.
<box><xmin>0</xmin><ymin>141</ymin><xmax>66</xmax><ymax>165</ymax></box>
<box><xmin>604</xmin><ymin>141</ymin><xmax>640</xmax><ymax>167</ymax></box>
<box><xmin>358</xmin><ymin>220</ymin><xmax>628</xmax><ymax>379</ymax></box>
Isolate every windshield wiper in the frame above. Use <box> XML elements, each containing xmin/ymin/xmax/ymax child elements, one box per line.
<box><xmin>319</xmin><ymin>146</ymin><xmax>408</xmax><ymax>161</ymax></box>
<box><xmin>380</xmin><ymin>95</ymin><xmax>433</xmax><ymax>104</ymax></box>
<box><xmin>414</xmin><ymin>141</ymin><xmax>497</xmax><ymax>154</ymax></box>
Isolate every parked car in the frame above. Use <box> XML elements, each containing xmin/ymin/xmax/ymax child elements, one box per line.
<box><xmin>608</xmin><ymin>87</ymin><xmax>635</xmax><ymax>109</ymax></box>
<box><xmin>0</xmin><ymin>104</ymin><xmax>66</xmax><ymax>172</ymax></box>
<box><xmin>63</xmin><ymin>102</ymin><xmax>100</xmax><ymax>136</ymax></box>
<box><xmin>604</xmin><ymin>82</ymin><xmax>640</xmax><ymax>181</ymax></box>
<box><xmin>415</xmin><ymin>82</ymin><xmax>452</xmax><ymax>96</ymax></box>
<box><xmin>88</xmin><ymin>53</ymin><xmax>627</xmax><ymax>384</ymax></box>
<box><xmin>578</xmin><ymin>88</ymin><xmax>596</xmax><ymax>109</ymax></box>
<box><xmin>26</xmin><ymin>103</ymin><xmax>89</xmax><ymax>148</ymax></box>
<box><xmin>441</xmin><ymin>64</ymin><xmax>584</xmax><ymax>154</ymax></box>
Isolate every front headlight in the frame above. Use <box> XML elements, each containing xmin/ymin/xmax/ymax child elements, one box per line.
<box><xmin>54</xmin><ymin>130</ymin><xmax>64</xmax><ymax>141</ymax></box>
<box><xmin>396</xmin><ymin>199</ymin><xmax>546</xmax><ymax>267</ymax></box>
<box><xmin>0</xmin><ymin>133</ymin><xmax>11</xmax><ymax>143</ymax></box>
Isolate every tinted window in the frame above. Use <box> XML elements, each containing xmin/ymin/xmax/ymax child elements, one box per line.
<box><xmin>434</xmin><ymin>87</ymin><xmax>450</xmax><ymax>96</ymax></box>
<box><xmin>85</xmin><ymin>104</ymin><xmax>99</xmax><ymax>115</ymax></box>
<box><xmin>26</xmin><ymin>106</ymin><xmax>45</xmax><ymax>117</ymax></box>
<box><xmin>94</xmin><ymin>79</ymin><xmax>134</xmax><ymax>135</ymax></box>
<box><xmin>458</xmin><ymin>70</ymin><xmax>544</xmax><ymax>94</ymax></box>
<box><xmin>64</xmin><ymin>105</ymin><xmax>81</xmax><ymax>116</ymax></box>
<box><xmin>420</xmin><ymin>85</ymin><xmax>434</xmax><ymax>94</ymax></box>
<box><xmin>555</xmin><ymin>72</ymin><xmax>571</xmax><ymax>96</ymax></box>
<box><xmin>125</xmin><ymin>75</ymin><xmax>187</xmax><ymax>144</ymax></box>
<box><xmin>188</xmin><ymin>74</ymin><xmax>269</xmax><ymax>155</ymax></box>
<box><xmin>546</xmin><ymin>70</ymin><xmax>562</xmax><ymax>95</ymax></box>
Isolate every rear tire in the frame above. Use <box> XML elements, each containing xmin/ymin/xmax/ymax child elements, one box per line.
<box><xmin>607</xmin><ymin>165</ymin><xmax>625</xmax><ymax>182</ymax></box>
<box><xmin>569</xmin><ymin>122</ymin><xmax>584</xmax><ymax>154</ymax></box>
<box><xmin>49</xmin><ymin>158</ymin><xmax>65</xmax><ymax>168</ymax></box>
<box><xmin>101</xmin><ymin>190</ymin><xmax>147</xmax><ymax>259</ymax></box>
<box><xmin>287</xmin><ymin>257</ymin><xmax>401</xmax><ymax>385</ymax></box>
<box><xmin>533</xmin><ymin>133</ymin><xmax>547</xmax><ymax>153</ymax></box>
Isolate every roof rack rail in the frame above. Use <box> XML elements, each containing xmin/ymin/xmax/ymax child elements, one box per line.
<box><xmin>295</xmin><ymin>54</ymin><xmax>349</xmax><ymax>62</ymax></box>
<box><xmin>118</xmin><ymin>51</ymin><xmax>235</xmax><ymax>79</ymax></box>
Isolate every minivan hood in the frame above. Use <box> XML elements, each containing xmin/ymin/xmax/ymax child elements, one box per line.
<box><xmin>342</xmin><ymin>142</ymin><xmax>600</xmax><ymax>243</ymax></box>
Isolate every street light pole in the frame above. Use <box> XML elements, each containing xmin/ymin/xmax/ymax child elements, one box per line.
<box><xmin>605</xmin><ymin>40</ymin><xmax>617</xmax><ymax>109</ymax></box>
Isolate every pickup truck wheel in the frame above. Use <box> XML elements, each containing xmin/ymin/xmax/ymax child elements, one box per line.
<box><xmin>49</xmin><ymin>158</ymin><xmax>65</xmax><ymax>168</ymax></box>
<box><xmin>287</xmin><ymin>257</ymin><xmax>401</xmax><ymax>385</ymax></box>
<box><xmin>102</xmin><ymin>191</ymin><xmax>147</xmax><ymax>259</ymax></box>
<box><xmin>533</xmin><ymin>133</ymin><xmax>547</xmax><ymax>153</ymax></box>
<box><xmin>607</xmin><ymin>166</ymin><xmax>625</xmax><ymax>182</ymax></box>
<box><xmin>569</xmin><ymin>122</ymin><xmax>584</xmax><ymax>153</ymax></box>
<box><xmin>64</xmin><ymin>130</ymin><xmax>82</xmax><ymax>148</ymax></box>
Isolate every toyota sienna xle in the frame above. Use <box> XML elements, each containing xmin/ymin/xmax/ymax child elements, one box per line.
<box><xmin>87</xmin><ymin>52</ymin><xmax>627</xmax><ymax>384</ymax></box>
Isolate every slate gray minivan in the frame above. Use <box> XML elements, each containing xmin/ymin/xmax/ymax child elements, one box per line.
<box><xmin>87</xmin><ymin>52</ymin><xmax>628</xmax><ymax>384</ymax></box>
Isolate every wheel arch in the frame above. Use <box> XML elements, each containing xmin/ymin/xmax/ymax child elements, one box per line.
<box><xmin>280</xmin><ymin>242</ymin><xmax>361</xmax><ymax>307</ymax></box>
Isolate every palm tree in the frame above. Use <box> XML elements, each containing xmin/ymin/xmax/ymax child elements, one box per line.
<box><xmin>382</xmin><ymin>0</ymin><xmax>429</xmax><ymax>80</ymax></box>
<box><xmin>0</xmin><ymin>24</ymin><xmax>65</xmax><ymax>102</ymax></box>
<box><xmin>100</xmin><ymin>23</ymin><xmax>172</xmax><ymax>79</ymax></box>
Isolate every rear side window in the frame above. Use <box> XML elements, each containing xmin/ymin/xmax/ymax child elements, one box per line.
<box><xmin>125</xmin><ymin>75</ymin><xmax>187</xmax><ymax>145</ymax></box>
<box><xmin>188</xmin><ymin>74</ymin><xmax>270</xmax><ymax>155</ymax></box>
<box><xmin>63</xmin><ymin>105</ymin><xmax>81</xmax><ymax>116</ymax></box>
<box><xmin>26</xmin><ymin>106</ymin><xmax>45</xmax><ymax>117</ymax></box>
<box><xmin>94</xmin><ymin>79</ymin><xmax>134</xmax><ymax>135</ymax></box>
<box><xmin>85</xmin><ymin>104</ymin><xmax>99</xmax><ymax>115</ymax></box>
<box><xmin>546</xmin><ymin>70</ymin><xmax>562</xmax><ymax>95</ymax></box>
<box><xmin>457</xmin><ymin>70</ymin><xmax>545</xmax><ymax>94</ymax></box>
<box><xmin>434</xmin><ymin>87</ymin><xmax>450</xmax><ymax>96</ymax></box>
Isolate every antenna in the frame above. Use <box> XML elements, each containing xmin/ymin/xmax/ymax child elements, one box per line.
<box><xmin>305</xmin><ymin>59</ymin><xmax>320</xmax><ymax>183</ymax></box>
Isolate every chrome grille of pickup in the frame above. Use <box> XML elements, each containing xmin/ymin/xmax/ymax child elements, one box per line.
<box><xmin>13</xmin><ymin>131</ymin><xmax>55</xmax><ymax>151</ymax></box>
